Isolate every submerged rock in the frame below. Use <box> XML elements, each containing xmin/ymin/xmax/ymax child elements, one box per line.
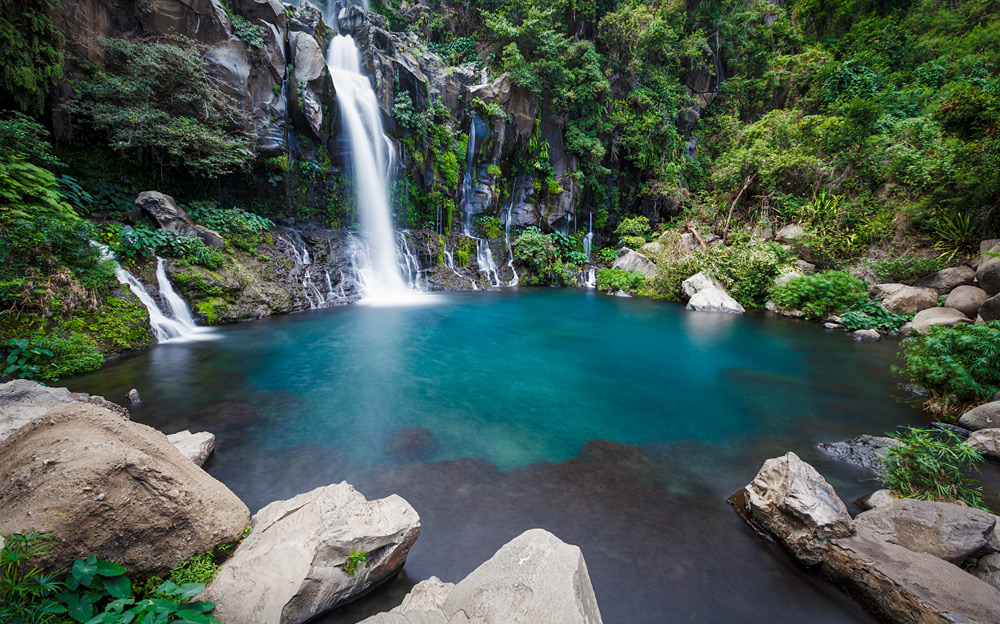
<box><xmin>823</xmin><ymin>534</ymin><xmax>1000</xmax><ymax>624</ymax></box>
<box><xmin>0</xmin><ymin>402</ymin><xmax>249</xmax><ymax>573</ymax></box>
<box><xmin>853</xmin><ymin>499</ymin><xmax>996</xmax><ymax>565</ymax></box>
<box><xmin>362</xmin><ymin>529</ymin><xmax>603</xmax><ymax>624</ymax></box>
<box><xmin>852</xmin><ymin>329</ymin><xmax>881</xmax><ymax>341</ymax></box>
<box><xmin>385</xmin><ymin>427</ymin><xmax>438</xmax><ymax>462</ymax></box>
<box><xmin>166</xmin><ymin>430</ymin><xmax>217</xmax><ymax>466</ymax></box>
<box><xmin>126</xmin><ymin>388</ymin><xmax>141</xmax><ymax>404</ymax></box>
<box><xmin>733</xmin><ymin>452</ymin><xmax>853</xmax><ymax>565</ymax></box>
<box><xmin>817</xmin><ymin>434</ymin><xmax>900</xmax><ymax>475</ymax></box>
<box><xmin>200</xmin><ymin>482</ymin><xmax>420</xmax><ymax>624</ymax></box>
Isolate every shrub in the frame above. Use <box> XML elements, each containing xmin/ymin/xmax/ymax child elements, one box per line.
<box><xmin>186</xmin><ymin>202</ymin><xmax>274</xmax><ymax>252</ymax></box>
<box><xmin>855</xmin><ymin>256</ymin><xmax>949</xmax><ymax>283</ymax></box>
<box><xmin>649</xmin><ymin>258</ymin><xmax>699</xmax><ymax>301</ymax></box>
<box><xmin>0</xmin><ymin>0</ymin><xmax>63</xmax><ymax>113</ymax></box>
<box><xmin>769</xmin><ymin>270</ymin><xmax>868</xmax><ymax>319</ymax></box>
<box><xmin>513</xmin><ymin>226</ymin><xmax>560</xmax><ymax>280</ymax></box>
<box><xmin>614</xmin><ymin>216</ymin><xmax>651</xmax><ymax>247</ymax></box>
<box><xmin>619</xmin><ymin>235</ymin><xmax>647</xmax><ymax>250</ymax></box>
<box><xmin>0</xmin><ymin>531</ymin><xmax>63</xmax><ymax>624</ymax></box>
<box><xmin>595</xmin><ymin>247</ymin><xmax>619</xmax><ymax>264</ymax></box>
<box><xmin>880</xmin><ymin>427</ymin><xmax>987</xmax><ymax>510</ymax></box>
<box><xmin>473</xmin><ymin>215</ymin><xmax>502</xmax><ymax>239</ymax></box>
<box><xmin>696</xmin><ymin>238</ymin><xmax>787</xmax><ymax>308</ymax></box>
<box><xmin>840</xmin><ymin>302</ymin><xmax>913</xmax><ymax>333</ymax></box>
<box><xmin>596</xmin><ymin>268</ymin><xmax>645</xmax><ymax>292</ymax></box>
<box><xmin>898</xmin><ymin>321</ymin><xmax>1000</xmax><ymax>406</ymax></box>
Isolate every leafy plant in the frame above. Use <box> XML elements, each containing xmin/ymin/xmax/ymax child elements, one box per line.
<box><xmin>596</xmin><ymin>268</ymin><xmax>645</xmax><ymax>292</ymax></box>
<box><xmin>898</xmin><ymin>321</ymin><xmax>1000</xmax><ymax>408</ymax></box>
<box><xmin>769</xmin><ymin>270</ymin><xmax>869</xmax><ymax>319</ymax></box>
<box><xmin>595</xmin><ymin>247</ymin><xmax>619</xmax><ymax>264</ymax></box>
<box><xmin>0</xmin><ymin>531</ymin><xmax>63</xmax><ymax>624</ymax></box>
<box><xmin>0</xmin><ymin>0</ymin><xmax>64</xmax><ymax>113</ymax></box>
<box><xmin>4</xmin><ymin>338</ymin><xmax>53</xmax><ymax>379</ymax></box>
<box><xmin>342</xmin><ymin>550</ymin><xmax>368</xmax><ymax>577</ymax></box>
<box><xmin>473</xmin><ymin>215</ymin><xmax>502</xmax><ymax>239</ymax></box>
<box><xmin>880</xmin><ymin>427</ymin><xmax>987</xmax><ymax>510</ymax></box>
<box><xmin>854</xmin><ymin>256</ymin><xmax>949</xmax><ymax>283</ymax></box>
<box><xmin>840</xmin><ymin>302</ymin><xmax>913</xmax><ymax>333</ymax></box>
<box><xmin>934</xmin><ymin>212</ymin><xmax>977</xmax><ymax>260</ymax></box>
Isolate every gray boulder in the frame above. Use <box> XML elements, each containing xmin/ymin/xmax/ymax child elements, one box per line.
<box><xmin>776</xmin><ymin>223</ymin><xmax>807</xmax><ymax>243</ymax></box>
<box><xmin>945</xmin><ymin>285</ymin><xmax>989</xmax><ymax>318</ymax></box>
<box><xmin>977</xmin><ymin>241</ymin><xmax>1000</xmax><ymax>296</ymax></box>
<box><xmin>611</xmin><ymin>248</ymin><xmax>656</xmax><ymax>278</ymax></box>
<box><xmin>200</xmin><ymin>482</ymin><xmax>421</xmax><ymax>624</ymax></box>
<box><xmin>857</xmin><ymin>489</ymin><xmax>899</xmax><ymax>511</ymax></box>
<box><xmin>0</xmin><ymin>379</ymin><xmax>128</xmax><ymax>442</ymax></box>
<box><xmin>914</xmin><ymin>265</ymin><xmax>976</xmax><ymax>295</ymax></box>
<box><xmin>362</xmin><ymin>529</ymin><xmax>603</xmax><ymax>624</ymax></box>
<box><xmin>969</xmin><ymin>552</ymin><xmax>1000</xmax><ymax>591</ymax></box>
<box><xmin>980</xmin><ymin>293</ymin><xmax>1000</xmax><ymax>322</ymax></box>
<box><xmin>166</xmin><ymin>430</ymin><xmax>216</xmax><ymax>466</ymax></box>
<box><xmin>967</xmin><ymin>428</ymin><xmax>1000</xmax><ymax>461</ymax></box>
<box><xmin>736</xmin><ymin>452</ymin><xmax>853</xmax><ymax>564</ymax></box>
<box><xmin>817</xmin><ymin>435</ymin><xmax>900</xmax><ymax>475</ymax></box>
<box><xmin>135</xmin><ymin>191</ymin><xmax>225</xmax><ymax>249</ymax></box>
<box><xmin>773</xmin><ymin>271</ymin><xmax>803</xmax><ymax>287</ymax></box>
<box><xmin>682</xmin><ymin>272</ymin><xmax>745</xmax><ymax>314</ymax></box>
<box><xmin>823</xmin><ymin>534</ymin><xmax>1000</xmax><ymax>624</ymax></box>
<box><xmin>0</xmin><ymin>402</ymin><xmax>249</xmax><ymax>573</ymax></box>
<box><xmin>794</xmin><ymin>259</ymin><xmax>816</xmax><ymax>273</ymax></box>
<box><xmin>871</xmin><ymin>283</ymin><xmax>939</xmax><ymax>314</ymax></box>
<box><xmin>854</xmin><ymin>499</ymin><xmax>996</xmax><ymax>564</ymax></box>
<box><xmin>959</xmin><ymin>402</ymin><xmax>1000</xmax><ymax>431</ymax></box>
<box><xmin>905</xmin><ymin>307</ymin><xmax>971</xmax><ymax>334</ymax></box>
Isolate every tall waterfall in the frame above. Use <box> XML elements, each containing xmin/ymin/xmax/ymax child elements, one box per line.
<box><xmin>583</xmin><ymin>212</ymin><xmax>593</xmax><ymax>262</ymax></box>
<box><xmin>327</xmin><ymin>35</ymin><xmax>421</xmax><ymax>305</ymax></box>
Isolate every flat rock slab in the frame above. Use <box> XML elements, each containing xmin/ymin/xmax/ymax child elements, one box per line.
<box><xmin>818</xmin><ymin>435</ymin><xmax>900</xmax><ymax>474</ymax></box>
<box><xmin>166</xmin><ymin>430</ymin><xmax>216</xmax><ymax>466</ymax></box>
<box><xmin>362</xmin><ymin>529</ymin><xmax>603</xmax><ymax>624</ymax></box>
<box><xmin>823</xmin><ymin>534</ymin><xmax>1000</xmax><ymax>624</ymax></box>
<box><xmin>854</xmin><ymin>499</ymin><xmax>995</xmax><ymax>564</ymax></box>
<box><xmin>201</xmin><ymin>482</ymin><xmax>420</xmax><ymax>624</ymax></box>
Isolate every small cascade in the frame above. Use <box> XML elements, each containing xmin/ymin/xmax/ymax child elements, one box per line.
<box><xmin>96</xmin><ymin>243</ymin><xmax>213</xmax><ymax>343</ymax></box>
<box><xmin>479</xmin><ymin>67</ymin><xmax>489</xmax><ymax>85</ymax></box>
<box><xmin>583</xmin><ymin>212</ymin><xmax>594</xmax><ymax>262</ymax></box>
<box><xmin>301</xmin><ymin>269</ymin><xmax>327</xmax><ymax>309</ymax></box>
<box><xmin>396</xmin><ymin>231</ymin><xmax>424</xmax><ymax>290</ymax></box>
<box><xmin>440</xmin><ymin>242</ymin><xmax>478</xmax><ymax>290</ymax></box>
<box><xmin>502</xmin><ymin>179</ymin><xmax>520</xmax><ymax>287</ymax></box>
<box><xmin>283</xmin><ymin>230</ymin><xmax>312</xmax><ymax>265</ymax></box>
<box><xmin>476</xmin><ymin>239</ymin><xmax>502</xmax><ymax>288</ymax></box>
<box><xmin>585</xmin><ymin>267</ymin><xmax>597</xmax><ymax>289</ymax></box>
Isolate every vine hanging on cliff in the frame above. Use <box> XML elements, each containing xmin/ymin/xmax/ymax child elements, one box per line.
<box><xmin>0</xmin><ymin>0</ymin><xmax>64</xmax><ymax>113</ymax></box>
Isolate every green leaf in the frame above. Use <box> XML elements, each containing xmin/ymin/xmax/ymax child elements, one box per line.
<box><xmin>95</xmin><ymin>559</ymin><xmax>128</xmax><ymax>577</ymax></box>
<box><xmin>172</xmin><ymin>582</ymin><xmax>206</xmax><ymax>600</ymax></box>
<box><xmin>103</xmin><ymin>574</ymin><xmax>131</xmax><ymax>599</ymax></box>
<box><xmin>73</xmin><ymin>555</ymin><xmax>99</xmax><ymax>586</ymax></box>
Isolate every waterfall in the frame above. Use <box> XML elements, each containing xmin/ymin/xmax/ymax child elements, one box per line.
<box><xmin>585</xmin><ymin>267</ymin><xmax>596</xmax><ymax>289</ymax></box>
<box><xmin>502</xmin><ymin>177</ymin><xmax>520</xmax><ymax>287</ymax></box>
<box><xmin>327</xmin><ymin>35</ymin><xmax>421</xmax><ymax>305</ymax></box>
<box><xmin>583</xmin><ymin>212</ymin><xmax>593</xmax><ymax>262</ymax></box>
<box><xmin>94</xmin><ymin>244</ymin><xmax>213</xmax><ymax>343</ymax></box>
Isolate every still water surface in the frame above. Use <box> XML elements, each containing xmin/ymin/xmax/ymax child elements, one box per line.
<box><xmin>69</xmin><ymin>289</ymin><xmax>931</xmax><ymax>623</ymax></box>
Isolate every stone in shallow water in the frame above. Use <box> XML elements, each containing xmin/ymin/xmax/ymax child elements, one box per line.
<box><xmin>817</xmin><ymin>434</ymin><xmax>900</xmax><ymax>475</ymax></box>
<box><xmin>361</xmin><ymin>529</ymin><xmax>603</xmax><ymax>624</ymax></box>
<box><xmin>200</xmin><ymin>482</ymin><xmax>420</xmax><ymax>624</ymax></box>
<box><xmin>166</xmin><ymin>430</ymin><xmax>216</xmax><ymax>466</ymax></box>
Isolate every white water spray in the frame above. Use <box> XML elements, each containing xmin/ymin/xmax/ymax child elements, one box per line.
<box><xmin>327</xmin><ymin>35</ymin><xmax>422</xmax><ymax>305</ymax></box>
<box><xmin>583</xmin><ymin>212</ymin><xmax>593</xmax><ymax>262</ymax></box>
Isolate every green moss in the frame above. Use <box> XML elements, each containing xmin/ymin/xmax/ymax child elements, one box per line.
<box><xmin>78</xmin><ymin>297</ymin><xmax>154</xmax><ymax>352</ymax></box>
<box><xmin>196</xmin><ymin>297</ymin><xmax>228</xmax><ymax>325</ymax></box>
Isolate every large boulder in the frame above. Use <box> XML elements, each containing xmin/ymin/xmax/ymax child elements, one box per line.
<box><xmin>0</xmin><ymin>380</ymin><xmax>129</xmax><ymax>442</ymax></box>
<box><xmin>967</xmin><ymin>428</ymin><xmax>1000</xmax><ymax>461</ymax></box>
<box><xmin>775</xmin><ymin>223</ymin><xmax>807</xmax><ymax>243</ymax></box>
<box><xmin>817</xmin><ymin>435</ymin><xmax>901</xmax><ymax>475</ymax></box>
<box><xmin>980</xmin><ymin>293</ymin><xmax>1000</xmax><ymax>322</ymax></box>
<box><xmin>734</xmin><ymin>452</ymin><xmax>853</xmax><ymax>564</ymax></box>
<box><xmin>945</xmin><ymin>285</ymin><xmax>989</xmax><ymax>318</ymax></box>
<box><xmin>166</xmin><ymin>430</ymin><xmax>216</xmax><ymax>466</ymax></box>
<box><xmin>905</xmin><ymin>307</ymin><xmax>971</xmax><ymax>333</ymax></box>
<box><xmin>200</xmin><ymin>482</ymin><xmax>421</xmax><ymax>624</ymax></box>
<box><xmin>682</xmin><ymin>272</ymin><xmax>745</xmax><ymax>315</ymax></box>
<box><xmin>871</xmin><ymin>283</ymin><xmax>939</xmax><ymax>314</ymax></box>
<box><xmin>0</xmin><ymin>402</ymin><xmax>249</xmax><ymax>573</ymax></box>
<box><xmin>611</xmin><ymin>248</ymin><xmax>656</xmax><ymax>278</ymax></box>
<box><xmin>977</xmin><ymin>241</ymin><xmax>1000</xmax><ymax>296</ymax></box>
<box><xmin>914</xmin><ymin>265</ymin><xmax>976</xmax><ymax>295</ymax></box>
<box><xmin>135</xmin><ymin>191</ymin><xmax>225</xmax><ymax>249</ymax></box>
<box><xmin>362</xmin><ymin>529</ymin><xmax>603</xmax><ymax>624</ymax></box>
<box><xmin>959</xmin><ymin>402</ymin><xmax>1000</xmax><ymax>431</ymax></box>
<box><xmin>853</xmin><ymin>499</ymin><xmax>996</xmax><ymax>564</ymax></box>
<box><xmin>969</xmin><ymin>553</ymin><xmax>1000</xmax><ymax>591</ymax></box>
<box><xmin>823</xmin><ymin>534</ymin><xmax>1000</xmax><ymax>624</ymax></box>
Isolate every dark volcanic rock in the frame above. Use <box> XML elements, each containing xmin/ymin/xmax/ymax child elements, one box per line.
<box><xmin>817</xmin><ymin>434</ymin><xmax>901</xmax><ymax>475</ymax></box>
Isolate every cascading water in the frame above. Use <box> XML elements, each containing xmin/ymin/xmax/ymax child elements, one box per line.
<box><xmin>476</xmin><ymin>239</ymin><xmax>502</xmax><ymax>288</ymax></box>
<box><xmin>583</xmin><ymin>212</ymin><xmax>594</xmax><ymax>262</ymax></box>
<box><xmin>327</xmin><ymin>35</ymin><xmax>422</xmax><ymax>305</ymax></box>
<box><xmin>502</xmin><ymin>177</ymin><xmax>520</xmax><ymax>287</ymax></box>
<box><xmin>461</xmin><ymin>124</ymin><xmax>478</xmax><ymax>235</ymax></box>
<box><xmin>585</xmin><ymin>267</ymin><xmax>597</xmax><ymax>289</ymax></box>
<box><xmin>94</xmin><ymin>244</ymin><xmax>213</xmax><ymax>342</ymax></box>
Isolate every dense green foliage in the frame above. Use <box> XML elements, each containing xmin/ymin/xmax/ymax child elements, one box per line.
<box><xmin>898</xmin><ymin>321</ymin><xmax>1000</xmax><ymax>406</ymax></box>
<box><xmin>1</xmin><ymin>532</ymin><xmax>221</xmax><ymax>624</ymax></box>
<box><xmin>881</xmin><ymin>428</ymin><xmax>987</xmax><ymax>510</ymax></box>
<box><xmin>0</xmin><ymin>0</ymin><xmax>63</xmax><ymax>113</ymax></box>
<box><xmin>840</xmin><ymin>301</ymin><xmax>913</xmax><ymax>333</ymax></box>
<box><xmin>596</xmin><ymin>268</ymin><xmax>646</xmax><ymax>292</ymax></box>
<box><xmin>66</xmin><ymin>37</ymin><xmax>253</xmax><ymax>177</ymax></box>
<box><xmin>769</xmin><ymin>270</ymin><xmax>869</xmax><ymax>319</ymax></box>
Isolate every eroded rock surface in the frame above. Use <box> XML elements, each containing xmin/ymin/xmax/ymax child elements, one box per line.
<box><xmin>682</xmin><ymin>271</ymin><xmax>745</xmax><ymax>314</ymax></box>
<box><xmin>611</xmin><ymin>248</ymin><xmax>657</xmax><ymax>278</ymax></box>
<box><xmin>166</xmin><ymin>430</ymin><xmax>217</xmax><ymax>466</ymax></box>
<box><xmin>817</xmin><ymin>435</ymin><xmax>900</xmax><ymax>474</ymax></box>
<box><xmin>201</xmin><ymin>482</ymin><xmax>420</xmax><ymax>624</ymax></box>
